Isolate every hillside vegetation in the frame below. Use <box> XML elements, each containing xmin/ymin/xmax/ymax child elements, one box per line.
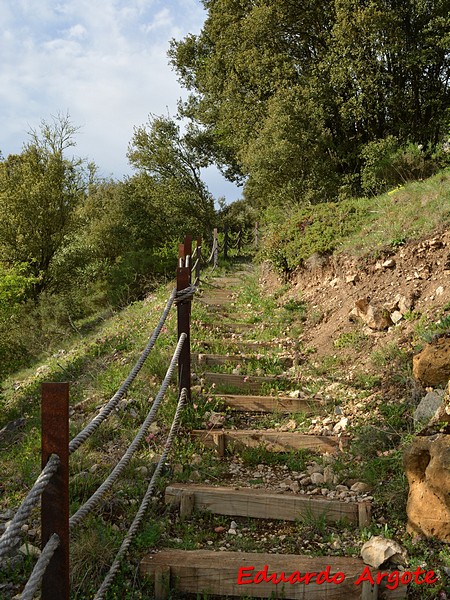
<box><xmin>1</xmin><ymin>1</ymin><xmax>450</xmax><ymax>596</ymax></box>
<box><xmin>2</xmin><ymin>170</ymin><xmax>450</xmax><ymax>598</ymax></box>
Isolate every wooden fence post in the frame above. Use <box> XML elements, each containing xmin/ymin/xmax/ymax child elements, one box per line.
<box><xmin>213</xmin><ymin>228</ymin><xmax>218</xmax><ymax>269</ymax></box>
<box><xmin>223</xmin><ymin>224</ymin><xmax>229</xmax><ymax>260</ymax></box>
<box><xmin>41</xmin><ymin>382</ymin><xmax>70</xmax><ymax>600</ymax></box>
<box><xmin>177</xmin><ymin>237</ymin><xmax>192</xmax><ymax>402</ymax></box>
<box><xmin>254</xmin><ymin>221</ymin><xmax>259</xmax><ymax>248</ymax></box>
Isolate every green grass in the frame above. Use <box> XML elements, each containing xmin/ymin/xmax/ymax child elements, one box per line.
<box><xmin>3</xmin><ymin>172</ymin><xmax>450</xmax><ymax>599</ymax></box>
<box><xmin>261</xmin><ymin>168</ymin><xmax>450</xmax><ymax>273</ymax></box>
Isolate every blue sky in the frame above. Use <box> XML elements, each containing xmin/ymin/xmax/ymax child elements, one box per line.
<box><xmin>0</xmin><ymin>0</ymin><xmax>242</xmax><ymax>202</ymax></box>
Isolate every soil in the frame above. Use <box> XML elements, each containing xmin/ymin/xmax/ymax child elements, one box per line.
<box><xmin>261</xmin><ymin>230</ymin><xmax>450</xmax><ymax>371</ymax></box>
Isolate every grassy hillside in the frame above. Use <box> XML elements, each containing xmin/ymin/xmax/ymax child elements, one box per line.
<box><xmin>2</xmin><ymin>170</ymin><xmax>450</xmax><ymax>598</ymax></box>
<box><xmin>261</xmin><ymin>168</ymin><xmax>450</xmax><ymax>274</ymax></box>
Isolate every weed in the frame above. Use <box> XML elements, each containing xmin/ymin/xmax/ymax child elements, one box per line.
<box><xmin>237</xmin><ymin>446</ymin><xmax>312</xmax><ymax>471</ymax></box>
<box><xmin>417</xmin><ymin>314</ymin><xmax>450</xmax><ymax>343</ymax></box>
<box><xmin>70</xmin><ymin>519</ymin><xmax>120</xmax><ymax>598</ymax></box>
<box><xmin>370</xmin><ymin>342</ymin><xmax>409</xmax><ymax>369</ymax></box>
<box><xmin>351</xmin><ymin>372</ymin><xmax>382</xmax><ymax>390</ymax></box>
<box><xmin>334</xmin><ymin>331</ymin><xmax>369</xmax><ymax>351</ymax></box>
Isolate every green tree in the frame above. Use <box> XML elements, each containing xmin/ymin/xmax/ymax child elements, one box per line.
<box><xmin>170</xmin><ymin>0</ymin><xmax>450</xmax><ymax>204</ymax></box>
<box><xmin>127</xmin><ymin>114</ymin><xmax>216</xmax><ymax>237</ymax></box>
<box><xmin>0</xmin><ymin>114</ymin><xmax>86</xmax><ymax>296</ymax></box>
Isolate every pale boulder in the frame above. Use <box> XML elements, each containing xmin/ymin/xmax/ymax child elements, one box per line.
<box><xmin>404</xmin><ymin>434</ymin><xmax>450</xmax><ymax>541</ymax></box>
<box><xmin>413</xmin><ymin>337</ymin><xmax>450</xmax><ymax>386</ymax></box>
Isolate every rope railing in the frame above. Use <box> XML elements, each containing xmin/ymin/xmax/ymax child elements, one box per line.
<box><xmin>2</xmin><ymin>227</ymin><xmax>254</xmax><ymax>598</ymax></box>
<box><xmin>0</xmin><ymin>235</ymin><xmax>200</xmax><ymax>600</ymax></box>
<box><xmin>69</xmin><ymin>333</ymin><xmax>186</xmax><ymax>530</ymax></box>
<box><xmin>68</xmin><ymin>287</ymin><xmax>177</xmax><ymax>455</ymax></box>
<box><xmin>19</xmin><ymin>534</ymin><xmax>61</xmax><ymax>600</ymax></box>
<box><xmin>206</xmin><ymin>236</ymin><xmax>218</xmax><ymax>266</ymax></box>
<box><xmin>0</xmin><ymin>455</ymin><xmax>60</xmax><ymax>559</ymax></box>
<box><xmin>93</xmin><ymin>387</ymin><xmax>187</xmax><ymax>600</ymax></box>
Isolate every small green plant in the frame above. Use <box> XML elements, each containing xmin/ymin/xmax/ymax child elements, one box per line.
<box><xmin>402</xmin><ymin>309</ymin><xmax>422</xmax><ymax>321</ymax></box>
<box><xmin>351</xmin><ymin>372</ymin><xmax>381</xmax><ymax>390</ymax></box>
<box><xmin>418</xmin><ymin>314</ymin><xmax>450</xmax><ymax>343</ymax></box>
<box><xmin>334</xmin><ymin>331</ymin><xmax>369</xmax><ymax>351</ymax></box>
<box><xmin>237</xmin><ymin>446</ymin><xmax>312</xmax><ymax>471</ymax></box>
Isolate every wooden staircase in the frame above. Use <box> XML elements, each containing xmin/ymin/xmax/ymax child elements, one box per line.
<box><xmin>140</xmin><ymin>271</ymin><xmax>407</xmax><ymax>599</ymax></box>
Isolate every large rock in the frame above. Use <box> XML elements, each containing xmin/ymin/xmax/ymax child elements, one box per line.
<box><xmin>413</xmin><ymin>336</ymin><xmax>450</xmax><ymax>386</ymax></box>
<box><xmin>361</xmin><ymin>536</ymin><xmax>407</xmax><ymax>568</ymax></box>
<box><xmin>414</xmin><ymin>389</ymin><xmax>445</xmax><ymax>426</ymax></box>
<box><xmin>404</xmin><ymin>434</ymin><xmax>450</xmax><ymax>541</ymax></box>
<box><xmin>353</xmin><ymin>298</ymin><xmax>393</xmax><ymax>330</ymax></box>
<box><xmin>419</xmin><ymin>381</ymin><xmax>450</xmax><ymax>435</ymax></box>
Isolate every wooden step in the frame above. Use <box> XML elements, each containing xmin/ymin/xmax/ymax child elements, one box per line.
<box><xmin>200</xmin><ymin>293</ymin><xmax>235</xmax><ymax>307</ymax></box>
<box><xmin>140</xmin><ymin>549</ymin><xmax>407</xmax><ymax>599</ymax></box>
<box><xmin>215</xmin><ymin>394</ymin><xmax>322</xmax><ymax>414</ymax></box>
<box><xmin>195</xmin><ymin>340</ymin><xmax>275</xmax><ymax>352</ymax></box>
<box><xmin>203</xmin><ymin>372</ymin><xmax>294</xmax><ymax>393</ymax></box>
<box><xmin>191</xmin><ymin>429</ymin><xmax>344</xmax><ymax>455</ymax></box>
<box><xmin>165</xmin><ymin>484</ymin><xmax>371</xmax><ymax>528</ymax></box>
<box><xmin>192</xmin><ymin>353</ymin><xmax>294</xmax><ymax>368</ymax></box>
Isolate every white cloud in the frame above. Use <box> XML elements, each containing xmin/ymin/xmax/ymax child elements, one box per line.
<box><xmin>65</xmin><ymin>24</ymin><xmax>88</xmax><ymax>40</ymax></box>
<box><xmin>0</xmin><ymin>0</ymin><xmax>240</xmax><ymax>199</ymax></box>
<box><xmin>141</xmin><ymin>8</ymin><xmax>173</xmax><ymax>34</ymax></box>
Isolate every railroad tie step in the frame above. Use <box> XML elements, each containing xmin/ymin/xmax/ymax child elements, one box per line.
<box><xmin>140</xmin><ymin>549</ymin><xmax>407</xmax><ymax>600</ymax></box>
<box><xmin>190</xmin><ymin>429</ymin><xmax>347</xmax><ymax>455</ymax></box>
<box><xmin>203</xmin><ymin>372</ymin><xmax>294</xmax><ymax>393</ymax></box>
<box><xmin>192</xmin><ymin>353</ymin><xmax>295</xmax><ymax>369</ymax></box>
<box><xmin>164</xmin><ymin>484</ymin><xmax>371</xmax><ymax>528</ymax></box>
<box><xmin>211</xmin><ymin>393</ymin><xmax>323</xmax><ymax>415</ymax></box>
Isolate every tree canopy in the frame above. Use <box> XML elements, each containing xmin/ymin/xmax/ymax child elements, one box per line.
<box><xmin>0</xmin><ymin>114</ymin><xmax>86</xmax><ymax>296</ymax></box>
<box><xmin>169</xmin><ymin>0</ymin><xmax>450</xmax><ymax>203</ymax></box>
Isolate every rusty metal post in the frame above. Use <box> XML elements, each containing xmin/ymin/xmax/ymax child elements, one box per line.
<box><xmin>177</xmin><ymin>237</ymin><xmax>192</xmax><ymax>402</ymax></box>
<box><xmin>195</xmin><ymin>236</ymin><xmax>202</xmax><ymax>284</ymax></box>
<box><xmin>41</xmin><ymin>382</ymin><xmax>70</xmax><ymax>600</ymax></box>
<box><xmin>237</xmin><ymin>230</ymin><xmax>242</xmax><ymax>255</ymax></box>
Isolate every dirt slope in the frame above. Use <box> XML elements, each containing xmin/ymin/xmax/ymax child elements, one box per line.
<box><xmin>263</xmin><ymin>230</ymin><xmax>450</xmax><ymax>374</ymax></box>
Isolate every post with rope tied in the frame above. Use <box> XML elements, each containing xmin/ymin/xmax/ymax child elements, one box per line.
<box><xmin>41</xmin><ymin>382</ymin><xmax>70</xmax><ymax>600</ymax></box>
<box><xmin>176</xmin><ymin>236</ymin><xmax>192</xmax><ymax>403</ymax></box>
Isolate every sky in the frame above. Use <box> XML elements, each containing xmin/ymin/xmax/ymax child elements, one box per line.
<box><xmin>0</xmin><ymin>0</ymin><xmax>242</xmax><ymax>202</ymax></box>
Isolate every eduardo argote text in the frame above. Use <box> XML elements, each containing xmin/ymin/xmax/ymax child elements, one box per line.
<box><xmin>237</xmin><ymin>564</ymin><xmax>437</xmax><ymax>591</ymax></box>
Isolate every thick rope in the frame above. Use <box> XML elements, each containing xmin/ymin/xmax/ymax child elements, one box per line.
<box><xmin>69</xmin><ymin>288</ymin><xmax>177</xmax><ymax>455</ymax></box>
<box><xmin>205</xmin><ymin>238</ymin><xmax>217</xmax><ymax>265</ymax></box>
<box><xmin>69</xmin><ymin>333</ymin><xmax>186</xmax><ymax>529</ymax></box>
<box><xmin>93</xmin><ymin>388</ymin><xmax>187</xmax><ymax>600</ymax></box>
<box><xmin>191</xmin><ymin>257</ymin><xmax>200</xmax><ymax>274</ymax></box>
<box><xmin>175</xmin><ymin>285</ymin><xmax>197</xmax><ymax>304</ymax></box>
<box><xmin>0</xmin><ymin>456</ymin><xmax>60</xmax><ymax>559</ymax></box>
<box><xmin>18</xmin><ymin>533</ymin><xmax>60</xmax><ymax>600</ymax></box>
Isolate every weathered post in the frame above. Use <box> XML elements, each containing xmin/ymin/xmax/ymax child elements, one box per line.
<box><xmin>237</xmin><ymin>230</ymin><xmax>242</xmax><ymax>255</ymax></box>
<box><xmin>223</xmin><ymin>224</ymin><xmax>229</xmax><ymax>260</ymax></box>
<box><xmin>254</xmin><ymin>221</ymin><xmax>259</xmax><ymax>248</ymax></box>
<box><xmin>213</xmin><ymin>228</ymin><xmax>219</xmax><ymax>269</ymax></box>
<box><xmin>41</xmin><ymin>382</ymin><xmax>70</xmax><ymax>600</ymax></box>
<box><xmin>177</xmin><ymin>236</ymin><xmax>192</xmax><ymax>402</ymax></box>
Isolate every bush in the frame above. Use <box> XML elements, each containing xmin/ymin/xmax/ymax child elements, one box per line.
<box><xmin>259</xmin><ymin>199</ymin><xmax>371</xmax><ymax>274</ymax></box>
<box><xmin>361</xmin><ymin>136</ymin><xmax>444</xmax><ymax>195</ymax></box>
<box><xmin>106</xmin><ymin>244</ymin><xmax>177</xmax><ymax>307</ymax></box>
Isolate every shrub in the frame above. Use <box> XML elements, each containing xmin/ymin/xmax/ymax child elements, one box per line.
<box><xmin>361</xmin><ymin>136</ymin><xmax>444</xmax><ymax>195</ymax></box>
<box><xmin>259</xmin><ymin>198</ymin><xmax>371</xmax><ymax>274</ymax></box>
